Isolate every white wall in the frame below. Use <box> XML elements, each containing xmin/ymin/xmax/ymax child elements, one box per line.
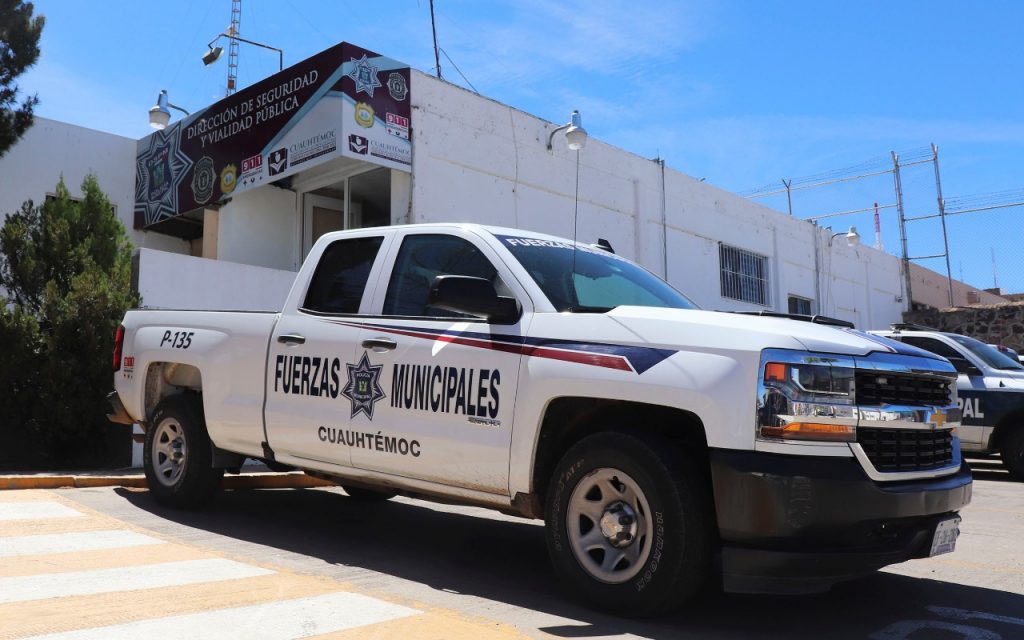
<box><xmin>216</xmin><ymin>186</ymin><xmax>300</xmax><ymax>271</ymax></box>
<box><xmin>136</xmin><ymin>248</ymin><xmax>295</xmax><ymax>311</ymax></box>
<box><xmin>0</xmin><ymin>118</ymin><xmax>188</xmax><ymax>254</ymax></box>
<box><xmin>407</xmin><ymin>72</ymin><xmax>907</xmax><ymax>329</ymax></box>
<box><xmin>910</xmin><ymin>262</ymin><xmax>1005</xmax><ymax>309</ymax></box>
<box><xmin>6</xmin><ymin>89</ymin><xmax>976</xmax><ymax>326</ymax></box>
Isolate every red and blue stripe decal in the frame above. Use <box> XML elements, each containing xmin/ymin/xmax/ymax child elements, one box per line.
<box><xmin>329</xmin><ymin>320</ymin><xmax>675</xmax><ymax>374</ymax></box>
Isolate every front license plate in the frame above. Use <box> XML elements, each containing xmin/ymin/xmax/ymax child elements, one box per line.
<box><xmin>929</xmin><ymin>516</ymin><xmax>961</xmax><ymax>557</ymax></box>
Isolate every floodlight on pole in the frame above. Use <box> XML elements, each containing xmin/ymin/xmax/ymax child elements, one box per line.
<box><xmin>148</xmin><ymin>90</ymin><xmax>190</xmax><ymax>130</ymax></box>
<box><xmin>203</xmin><ymin>33</ymin><xmax>283</xmax><ymax>71</ymax></box>
<box><xmin>202</xmin><ymin>46</ymin><xmax>224</xmax><ymax>66</ymax></box>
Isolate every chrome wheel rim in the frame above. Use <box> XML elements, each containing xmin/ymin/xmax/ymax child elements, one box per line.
<box><xmin>567</xmin><ymin>467</ymin><xmax>654</xmax><ymax>584</ymax></box>
<box><xmin>152</xmin><ymin>417</ymin><xmax>187</xmax><ymax>487</ymax></box>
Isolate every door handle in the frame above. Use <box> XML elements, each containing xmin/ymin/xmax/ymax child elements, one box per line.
<box><xmin>277</xmin><ymin>333</ymin><xmax>306</xmax><ymax>345</ymax></box>
<box><xmin>362</xmin><ymin>337</ymin><xmax>397</xmax><ymax>352</ymax></box>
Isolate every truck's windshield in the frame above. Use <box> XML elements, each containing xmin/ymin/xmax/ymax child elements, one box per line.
<box><xmin>948</xmin><ymin>334</ymin><xmax>1024</xmax><ymax>371</ymax></box>
<box><xmin>496</xmin><ymin>235</ymin><xmax>699</xmax><ymax>313</ymax></box>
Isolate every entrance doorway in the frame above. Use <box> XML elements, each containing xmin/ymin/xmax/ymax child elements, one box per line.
<box><xmin>301</xmin><ymin>167</ymin><xmax>391</xmax><ymax>257</ymax></box>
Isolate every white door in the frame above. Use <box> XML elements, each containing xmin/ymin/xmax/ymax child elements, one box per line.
<box><xmin>264</xmin><ymin>232</ymin><xmax>391</xmax><ymax>467</ymax></box>
<box><xmin>346</xmin><ymin>230</ymin><xmax>526</xmax><ymax>495</ymax></box>
<box><xmin>302</xmin><ymin>193</ymin><xmax>349</xmax><ymax>258</ymax></box>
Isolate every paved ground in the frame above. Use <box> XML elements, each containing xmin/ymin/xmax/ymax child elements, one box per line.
<box><xmin>1</xmin><ymin>459</ymin><xmax>1022</xmax><ymax>639</ymax></box>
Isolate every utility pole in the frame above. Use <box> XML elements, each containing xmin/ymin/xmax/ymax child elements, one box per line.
<box><xmin>873</xmin><ymin>202</ymin><xmax>884</xmax><ymax>251</ymax></box>
<box><xmin>430</xmin><ymin>0</ymin><xmax>442</xmax><ymax>79</ymax></box>
<box><xmin>931</xmin><ymin>144</ymin><xmax>954</xmax><ymax>307</ymax></box>
<box><xmin>892</xmin><ymin>151</ymin><xmax>912</xmax><ymax>311</ymax></box>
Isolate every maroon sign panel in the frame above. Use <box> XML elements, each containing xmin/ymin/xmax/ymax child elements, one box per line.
<box><xmin>135</xmin><ymin>42</ymin><xmax>411</xmax><ymax>230</ymax></box>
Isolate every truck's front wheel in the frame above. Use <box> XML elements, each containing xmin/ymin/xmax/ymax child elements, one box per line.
<box><xmin>544</xmin><ymin>431</ymin><xmax>713</xmax><ymax>614</ymax></box>
<box><xmin>1000</xmin><ymin>427</ymin><xmax>1024</xmax><ymax>481</ymax></box>
<box><xmin>144</xmin><ymin>395</ymin><xmax>224</xmax><ymax>508</ymax></box>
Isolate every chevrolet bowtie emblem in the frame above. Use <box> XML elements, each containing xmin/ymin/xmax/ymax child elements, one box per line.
<box><xmin>932</xmin><ymin>408</ymin><xmax>946</xmax><ymax>428</ymax></box>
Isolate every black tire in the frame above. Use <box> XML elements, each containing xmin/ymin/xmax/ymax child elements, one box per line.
<box><xmin>341</xmin><ymin>485</ymin><xmax>398</xmax><ymax>501</ymax></box>
<box><xmin>144</xmin><ymin>395</ymin><xmax>224</xmax><ymax>508</ymax></box>
<box><xmin>1000</xmin><ymin>428</ymin><xmax>1024</xmax><ymax>481</ymax></box>
<box><xmin>544</xmin><ymin>431</ymin><xmax>714</xmax><ymax>615</ymax></box>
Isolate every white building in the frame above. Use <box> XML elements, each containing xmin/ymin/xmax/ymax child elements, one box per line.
<box><xmin>0</xmin><ymin>42</ymin><xmax>1003</xmax><ymax>326</ymax></box>
<box><xmin>0</xmin><ymin>117</ymin><xmax>187</xmax><ymax>254</ymax></box>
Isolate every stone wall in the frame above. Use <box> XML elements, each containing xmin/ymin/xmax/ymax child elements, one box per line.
<box><xmin>904</xmin><ymin>302</ymin><xmax>1024</xmax><ymax>352</ymax></box>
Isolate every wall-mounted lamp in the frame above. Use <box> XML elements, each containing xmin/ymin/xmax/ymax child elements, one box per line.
<box><xmin>829</xmin><ymin>225</ymin><xmax>861</xmax><ymax>248</ymax></box>
<box><xmin>547</xmin><ymin>110</ymin><xmax>587</xmax><ymax>151</ymax></box>
<box><xmin>148</xmin><ymin>89</ymin><xmax>190</xmax><ymax>130</ymax></box>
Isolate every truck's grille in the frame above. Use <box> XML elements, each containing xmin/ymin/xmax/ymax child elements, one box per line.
<box><xmin>857</xmin><ymin>427</ymin><xmax>955</xmax><ymax>472</ymax></box>
<box><xmin>855</xmin><ymin>372</ymin><xmax>952</xmax><ymax>407</ymax></box>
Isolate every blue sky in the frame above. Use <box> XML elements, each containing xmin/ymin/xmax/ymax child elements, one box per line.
<box><xmin>19</xmin><ymin>0</ymin><xmax>1024</xmax><ymax>292</ymax></box>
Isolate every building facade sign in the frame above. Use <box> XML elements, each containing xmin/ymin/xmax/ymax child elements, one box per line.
<box><xmin>134</xmin><ymin>42</ymin><xmax>411</xmax><ymax>228</ymax></box>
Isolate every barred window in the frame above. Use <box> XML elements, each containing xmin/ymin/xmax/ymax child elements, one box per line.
<box><xmin>788</xmin><ymin>295</ymin><xmax>813</xmax><ymax>315</ymax></box>
<box><xmin>719</xmin><ymin>243</ymin><xmax>771</xmax><ymax>306</ymax></box>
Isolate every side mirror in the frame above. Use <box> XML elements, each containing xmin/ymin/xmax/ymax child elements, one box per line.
<box><xmin>428</xmin><ymin>275</ymin><xmax>520</xmax><ymax>323</ymax></box>
<box><xmin>948</xmin><ymin>357</ymin><xmax>982</xmax><ymax>377</ymax></box>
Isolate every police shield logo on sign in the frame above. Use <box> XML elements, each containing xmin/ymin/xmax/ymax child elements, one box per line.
<box><xmin>268</xmin><ymin>149</ymin><xmax>288</xmax><ymax>176</ymax></box>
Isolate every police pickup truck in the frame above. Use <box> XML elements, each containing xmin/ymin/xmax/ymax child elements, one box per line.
<box><xmin>108</xmin><ymin>224</ymin><xmax>970</xmax><ymax>613</ymax></box>
<box><xmin>872</xmin><ymin>324</ymin><xmax>1024</xmax><ymax>481</ymax></box>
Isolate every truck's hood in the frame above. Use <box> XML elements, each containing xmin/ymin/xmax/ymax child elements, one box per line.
<box><xmin>979</xmin><ymin>369</ymin><xmax>1024</xmax><ymax>388</ymax></box>
<box><xmin>605</xmin><ymin>307</ymin><xmax>942</xmax><ymax>360</ymax></box>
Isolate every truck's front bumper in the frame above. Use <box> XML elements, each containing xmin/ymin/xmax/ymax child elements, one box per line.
<box><xmin>710</xmin><ymin>449</ymin><xmax>972</xmax><ymax>594</ymax></box>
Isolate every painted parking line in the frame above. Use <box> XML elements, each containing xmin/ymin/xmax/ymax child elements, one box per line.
<box><xmin>0</xmin><ymin>490</ymin><xmax>533</xmax><ymax>640</ymax></box>
<box><xmin>0</xmin><ymin>502</ymin><xmax>84</xmax><ymax>521</ymax></box>
<box><xmin>17</xmin><ymin>592</ymin><xmax>420</xmax><ymax>640</ymax></box>
<box><xmin>0</xmin><ymin>541</ymin><xmax>209</xmax><ymax>579</ymax></box>
<box><xmin>0</xmin><ymin>558</ymin><xmax>274</xmax><ymax>605</ymax></box>
<box><xmin>0</xmin><ymin>573</ymin><xmax>338</xmax><ymax>638</ymax></box>
<box><xmin>0</xmin><ymin>530</ymin><xmax>164</xmax><ymax>558</ymax></box>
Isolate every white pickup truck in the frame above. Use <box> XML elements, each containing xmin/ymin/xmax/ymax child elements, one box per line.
<box><xmin>109</xmin><ymin>223</ymin><xmax>971</xmax><ymax>613</ymax></box>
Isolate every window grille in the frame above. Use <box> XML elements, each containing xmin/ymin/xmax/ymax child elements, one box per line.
<box><xmin>719</xmin><ymin>243</ymin><xmax>770</xmax><ymax>306</ymax></box>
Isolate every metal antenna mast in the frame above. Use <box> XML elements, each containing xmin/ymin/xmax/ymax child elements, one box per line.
<box><xmin>226</xmin><ymin>0</ymin><xmax>241</xmax><ymax>96</ymax></box>
<box><xmin>992</xmin><ymin>247</ymin><xmax>999</xmax><ymax>289</ymax></box>
<box><xmin>429</xmin><ymin>0</ymin><xmax>442</xmax><ymax>79</ymax></box>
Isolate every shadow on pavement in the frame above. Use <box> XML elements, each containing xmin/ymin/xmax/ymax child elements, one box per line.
<box><xmin>113</xmin><ymin>486</ymin><xmax>1024</xmax><ymax>640</ymax></box>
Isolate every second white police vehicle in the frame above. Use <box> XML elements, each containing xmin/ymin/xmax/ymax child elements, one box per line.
<box><xmin>872</xmin><ymin>324</ymin><xmax>1024</xmax><ymax>481</ymax></box>
<box><xmin>109</xmin><ymin>224</ymin><xmax>971</xmax><ymax>613</ymax></box>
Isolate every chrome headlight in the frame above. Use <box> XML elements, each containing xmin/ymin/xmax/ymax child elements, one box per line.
<box><xmin>763</xmin><ymin>359</ymin><xmax>855</xmax><ymax>404</ymax></box>
<box><xmin>758</xmin><ymin>350</ymin><xmax>857</xmax><ymax>442</ymax></box>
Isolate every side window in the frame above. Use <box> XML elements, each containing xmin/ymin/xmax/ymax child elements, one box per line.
<box><xmin>900</xmin><ymin>336</ymin><xmax>963</xmax><ymax>360</ymax></box>
<box><xmin>383</xmin><ymin>234</ymin><xmax>499</xmax><ymax>317</ymax></box>
<box><xmin>302</xmin><ymin>236</ymin><xmax>384</xmax><ymax>313</ymax></box>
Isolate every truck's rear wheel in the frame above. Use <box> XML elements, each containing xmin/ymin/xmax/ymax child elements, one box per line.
<box><xmin>544</xmin><ymin>431</ymin><xmax>713</xmax><ymax>614</ymax></box>
<box><xmin>144</xmin><ymin>395</ymin><xmax>224</xmax><ymax>508</ymax></box>
<box><xmin>1000</xmin><ymin>428</ymin><xmax>1024</xmax><ymax>481</ymax></box>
